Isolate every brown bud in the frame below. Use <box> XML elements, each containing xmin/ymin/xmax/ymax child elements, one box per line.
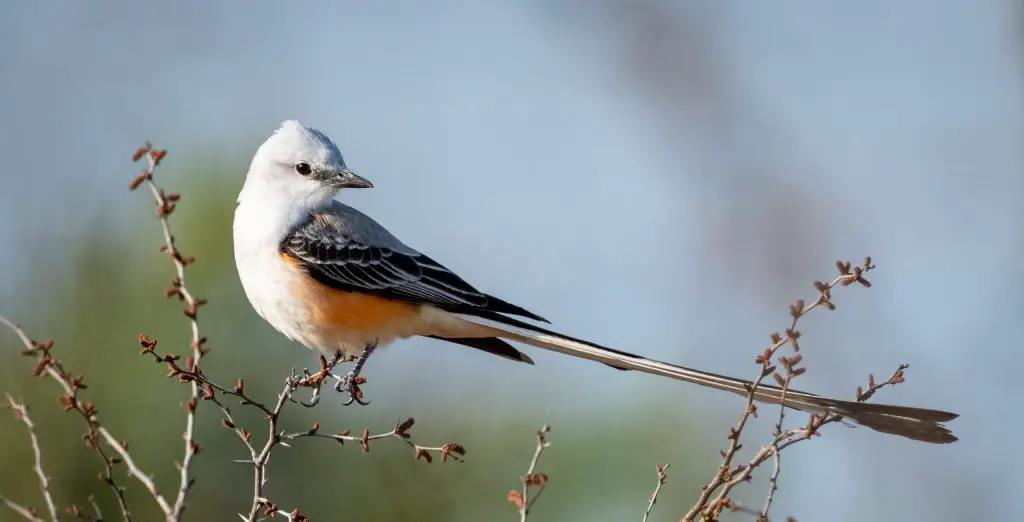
<box><xmin>507</xmin><ymin>490</ymin><xmax>524</xmax><ymax>510</ymax></box>
<box><xmin>441</xmin><ymin>443</ymin><xmax>465</xmax><ymax>462</ymax></box>
<box><xmin>789</xmin><ymin>299</ymin><xmax>805</xmax><ymax>318</ymax></box>
<box><xmin>31</xmin><ymin>357</ymin><xmax>50</xmax><ymax>377</ymax></box>
<box><xmin>132</xmin><ymin>142</ymin><xmax>151</xmax><ymax>162</ymax></box>
<box><xmin>129</xmin><ymin>172</ymin><xmax>149</xmax><ymax>190</ymax></box>
<box><xmin>524</xmin><ymin>472</ymin><xmax>548</xmax><ymax>488</ymax></box>
<box><xmin>395</xmin><ymin>418</ymin><xmax>415</xmax><ymax>438</ymax></box>
<box><xmin>414</xmin><ymin>448</ymin><xmax>433</xmax><ymax>463</ymax></box>
<box><xmin>58</xmin><ymin>394</ymin><xmax>76</xmax><ymax>412</ymax></box>
<box><xmin>772</xmin><ymin>372</ymin><xmax>786</xmax><ymax>387</ymax></box>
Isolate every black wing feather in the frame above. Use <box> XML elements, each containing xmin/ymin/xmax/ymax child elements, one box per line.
<box><xmin>426</xmin><ymin>336</ymin><xmax>535</xmax><ymax>364</ymax></box>
<box><xmin>281</xmin><ymin>219</ymin><xmax>549</xmax><ymax>323</ymax></box>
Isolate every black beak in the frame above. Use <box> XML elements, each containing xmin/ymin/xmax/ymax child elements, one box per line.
<box><xmin>334</xmin><ymin>169</ymin><xmax>373</xmax><ymax>189</ymax></box>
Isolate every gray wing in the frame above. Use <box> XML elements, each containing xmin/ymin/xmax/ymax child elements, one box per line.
<box><xmin>280</xmin><ymin>201</ymin><xmax>548</xmax><ymax>323</ymax></box>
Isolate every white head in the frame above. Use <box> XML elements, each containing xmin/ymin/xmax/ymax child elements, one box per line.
<box><xmin>239</xmin><ymin>120</ymin><xmax>373</xmax><ymax>210</ymax></box>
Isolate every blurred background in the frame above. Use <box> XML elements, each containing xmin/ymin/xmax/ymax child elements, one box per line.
<box><xmin>1</xmin><ymin>2</ymin><xmax>1021</xmax><ymax>521</ymax></box>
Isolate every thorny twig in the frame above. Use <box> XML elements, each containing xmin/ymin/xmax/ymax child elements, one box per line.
<box><xmin>759</xmin><ymin>364</ymin><xmax>795</xmax><ymax>521</ymax></box>
<box><xmin>641</xmin><ymin>464</ymin><xmax>670</xmax><ymax>522</ymax></box>
<box><xmin>684</xmin><ymin>258</ymin><xmax>904</xmax><ymax>521</ymax></box>
<box><xmin>253</xmin><ymin>498</ymin><xmax>309</xmax><ymax>522</ymax></box>
<box><xmin>243</xmin><ymin>379</ymin><xmax>298</xmax><ymax>522</ymax></box>
<box><xmin>760</xmin><ymin>443</ymin><xmax>782</xmax><ymax>520</ymax></box>
<box><xmin>66</xmin><ymin>495</ymin><xmax>104</xmax><ymax>521</ymax></box>
<box><xmin>138</xmin><ymin>334</ymin><xmax>279</xmax><ymax>417</ymax></box>
<box><xmin>139</xmin><ymin>334</ymin><xmax>464</xmax><ymax>521</ymax></box>
<box><xmin>241</xmin><ymin>371</ymin><xmax>462</xmax><ymax>520</ymax></box>
<box><xmin>131</xmin><ymin>142</ymin><xmax>206</xmax><ymax>520</ymax></box>
<box><xmin>280</xmin><ymin>417</ymin><xmax>466</xmax><ymax>463</ymax></box>
<box><xmin>719</xmin><ymin>365</ymin><xmax>911</xmax><ymax>522</ymax></box>
<box><xmin>134</xmin><ymin>338</ymin><xmax>337</xmax><ymax>522</ymax></box>
<box><xmin>1</xmin><ymin>315</ymin><xmax>149</xmax><ymax>521</ymax></box>
<box><xmin>0</xmin><ymin>494</ymin><xmax>44</xmax><ymax>522</ymax></box>
<box><xmin>239</xmin><ymin>369</ymin><xmax>463</xmax><ymax>521</ymax></box>
<box><xmin>508</xmin><ymin>425</ymin><xmax>551</xmax><ymax>522</ymax></box>
<box><xmin>3</xmin><ymin>395</ymin><xmax>59</xmax><ymax>522</ymax></box>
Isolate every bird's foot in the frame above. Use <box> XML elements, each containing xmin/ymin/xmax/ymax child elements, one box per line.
<box><xmin>335</xmin><ymin>372</ymin><xmax>370</xmax><ymax>406</ymax></box>
<box><xmin>335</xmin><ymin>342</ymin><xmax>377</xmax><ymax>406</ymax></box>
<box><xmin>289</xmin><ymin>352</ymin><xmax>347</xmax><ymax>407</ymax></box>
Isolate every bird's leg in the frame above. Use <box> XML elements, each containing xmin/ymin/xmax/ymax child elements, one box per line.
<box><xmin>290</xmin><ymin>352</ymin><xmax>346</xmax><ymax>408</ymax></box>
<box><xmin>336</xmin><ymin>342</ymin><xmax>377</xmax><ymax>406</ymax></box>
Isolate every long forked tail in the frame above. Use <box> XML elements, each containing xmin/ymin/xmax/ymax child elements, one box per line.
<box><xmin>457</xmin><ymin>313</ymin><xmax>958</xmax><ymax>444</ymax></box>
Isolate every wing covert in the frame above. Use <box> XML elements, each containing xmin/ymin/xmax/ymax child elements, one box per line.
<box><xmin>280</xmin><ymin>209</ymin><xmax>548</xmax><ymax>322</ymax></box>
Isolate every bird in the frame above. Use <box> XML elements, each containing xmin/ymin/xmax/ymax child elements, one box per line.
<box><xmin>232</xmin><ymin>120</ymin><xmax>958</xmax><ymax>444</ymax></box>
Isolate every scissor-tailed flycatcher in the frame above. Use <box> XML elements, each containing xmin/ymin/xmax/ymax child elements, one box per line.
<box><xmin>233</xmin><ymin>120</ymin><xmax>957</xmax><ymax>444</ymax></box>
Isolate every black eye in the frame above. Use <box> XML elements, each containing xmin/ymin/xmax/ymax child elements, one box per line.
<box><xmin>294</xmin><ymin>162</ymin><xmax>312</xmax><ymax>176</ymax></box>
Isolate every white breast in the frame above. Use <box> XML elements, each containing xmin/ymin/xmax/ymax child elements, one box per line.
<box><xmin>232</xmin><ymin>195</ymin><xmax>323</xmax><ymax>349</ymax></box>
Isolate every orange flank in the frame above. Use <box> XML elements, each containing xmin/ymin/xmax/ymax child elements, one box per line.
<box><xmin>279</xmin><ymin>252</ymin><xmax>422</xmax><ymax>340</ymax></box>
<box><xmin>307</xmin><ymin>288</ymin><xmax>420</xmax><ymax>333</ymax></box>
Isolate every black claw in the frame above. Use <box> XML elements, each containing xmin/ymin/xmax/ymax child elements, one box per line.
<box><xmin>335</xmin><ymin>342</ymin><xmax>377</xmax><ymax>406</ymax></box>
<box><xmin>297</xmin><ymin>389</ymin><xmax>322</xmax><ymax>408</ymax></box>
<box><xmin>341</xmin><ymin>395</ymin><xmax>371</xmax><ymax>407</ymax></box>
<box><xmin>337</xmin><ymin>373</ymin><xmax>371</xmax><ymax>406</ymax></box>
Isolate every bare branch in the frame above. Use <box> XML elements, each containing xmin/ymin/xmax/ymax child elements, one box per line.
<box><xmin>1</xmin><ymin>494</ymin><xmax>44</xmax><ymax>522</ymax></box>
<box><xmin>641</xmin><ymin>464</ymin><xmax>669</xmax><ymax>522</ymax></box>
<box><xmin>721</xmin><ymin>362</ymin><xmax>906</xmax><ymax>522</ymax></box>
<box><xmin>87</xmin><ymin>496</ymin><xmax>103</xmax><ymax>521</ymax></box>
<box><xmin>1</xmin><ymin>315</ymin><xmax>151</xmax><ymax>520</ymax></box>
<box><xmin>507</xmin><ymin>425</ymin><xmax>551</xmax><ymax>522</ymax></box>
<box><xmin>683</xmin><ymin>258</ymin><xmax>888</xmax><ymax>521</ymax></box>
<box><xmin>253</xmin><ymin>498</ymin><xmax>309</xmax><ymax>521</ymax></box>
<box><xmin>130</xmin><ymin>143</ymin><xmax>205</xmax><ymax>520</ymax></box>
<box><xmin>757</xmin><ymin>356</ymin><xmax>797</xmax><ymax>520</ymax></box>
<box><xmin>65</xmin><ymin>495</ymin><xmax>104</xmax><ymax>521</ymax></box>
<box><xmin>3</xmin><ymin>395</ymin><xmax>59</xmax><ymax>522</ymax></box>
<box><xmin>281</xmin><ymin>416</ymin><xmax>465</xmax><ymax>464</ymax></box>
<box><xmin>242</xmin><ymin>376</ymin><xmax>305</xmax><ymax>522</ymax></box>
